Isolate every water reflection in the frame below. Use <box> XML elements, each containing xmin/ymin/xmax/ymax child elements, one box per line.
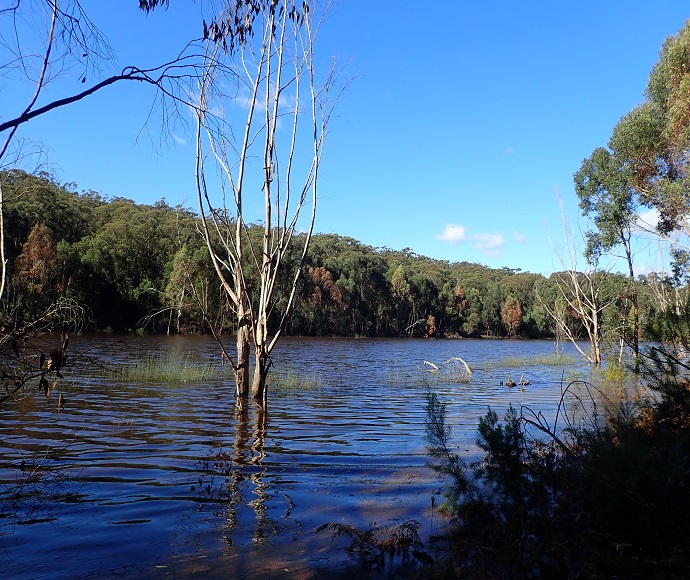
<box><xmin>0</xmin><ymin>335</ymin><xmax>599</xmax><ymax>577</ymax></box>
<box><xmin>223</xmin><ymin>400</ymin><xmax>274</xmax><ymax>545</ymax></box>
<box><xmin>247</xmin><ymin>403</ymin><xmax>272</xmax><ymax>543</ymax></box>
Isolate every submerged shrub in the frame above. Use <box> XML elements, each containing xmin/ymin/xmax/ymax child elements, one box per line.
<box><xmin>316</xmin><ymin>520</ymin><xmax>430</xmax><ymax>573</ymax></box>
<box><xmin>425</xmin><ymin>362</ymin><xmax>690</xmax><ymax>577</ymax></box>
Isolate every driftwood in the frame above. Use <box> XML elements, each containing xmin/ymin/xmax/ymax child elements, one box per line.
<box><xmin>421</xmin><ymin>357</ymin><xmax>472</xmax><ymax>380</ymax></box>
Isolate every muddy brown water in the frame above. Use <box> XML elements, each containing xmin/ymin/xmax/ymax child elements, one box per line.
<box><xmin>1</xmin><ymin>336</ymin><xmax>592</xmax><ymax>578</ymax></box>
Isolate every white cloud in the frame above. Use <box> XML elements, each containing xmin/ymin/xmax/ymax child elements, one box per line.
<box><xmin>472</xmin><ymin>232</ymin><xmax>504</xmax><ymax>249</ymax></box>
<box><xmin>435</xmin><ymin>224</ymin><xmax>466</xmax><ymax>243</ymax></box>
<box><xmin>233</xmin><ymin>83</ymin><xmax>298</xmax><ymax>114</ymax></box>
<box><xmin>513</xmin><ymin>230</ymin><xmax>527</xmax><ymax>243</ymax></box>
<box><xmin>635</xmin><ymin>263</ymin><xmax>655</xmax><ymax>276</ymax></box>
<box><xmin>436</xmin><ymin>224</ymin><xmax>506</xmax><ymax>258</ymax></box>
<box><xmin>172</xmin><ymin>134</ymin><xmax>187</xmax><ymax>146</ymax></box>
<box><xmin>635</xmin><ymin>208</ymin><xmax>659</xmax><ymax>233</ymax></box>
<box><xmin>472</xmin><ymin>232</ymin><xmax>506</xmax><ymax>258</ymax></box>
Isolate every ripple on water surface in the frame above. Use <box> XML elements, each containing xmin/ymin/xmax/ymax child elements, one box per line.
<box><xmin>0</xmin><ymin>335</ymin><xmax>592</xmax><ymax>578</ymax></box>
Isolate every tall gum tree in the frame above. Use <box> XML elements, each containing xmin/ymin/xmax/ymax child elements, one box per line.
<box><xmin>574</xmin><ymin>146</ymin><xmax>640</xmax><ymax>369</ymax></box>
<box><xmin>573</xmin><ymin>20</ymin><xmax>690</xmax><ymax>366</ymax></box>
<box><xmin>195</xmin><ymin>0</ymin><xmax>343</xmax><ymax>400</ymax></box>
<box><xmin>607</xmin><ymin>22</ymin><xmax>690</xmax><ymax>286</ymax></box>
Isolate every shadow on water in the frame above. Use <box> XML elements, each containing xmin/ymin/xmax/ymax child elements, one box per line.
<box><xmin>0</xmin><ymin>335</ymin><xmax>598</xmax><ymax>578</ymax></box>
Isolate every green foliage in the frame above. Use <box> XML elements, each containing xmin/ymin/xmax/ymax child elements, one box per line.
<box><xmin>426</xmin><ymin>339</ymin><xmax>690</xmax><ymax>576</ymax></box>
<box><xmin>107</xmin><ymin>352</ymin><xmax>231</xmax><ymax>383</ymax></box>
<box><xmin>607</xmin><ymin>21</ymin><xmax>690</xmax><ymax>256</ymax></box>
<box><xmin>267</xmin><ymin>365</ymin><xmax>325</xmax><ymax>392</ymax></box>
<box><xmin>0</xmin><ymin>170</ymin><xmax>673</xmax><ymax>341</ymax></box>
<box><xmin>501</xmin><ymin>353</ymin><xmax>577</xmax><ymax>367</ymax></box>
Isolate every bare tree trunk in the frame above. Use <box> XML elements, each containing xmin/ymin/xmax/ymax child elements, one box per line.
<box><xmin>195</xmin><ymin>0</ymin><xmax>343</xmax><ymax>401</ymax></box>
<box><xmin>236</xmin><ymin>319</ymin><xmax>250</xmax><ymax>398</ymax></box>
<box><xmin>251</xmin><ymin>305</ymin><xmax>274</xmax><ymax>400</ymax></box>
<box><xmin>251</xmin><ymin>345</ymin><xmax>269</xmax><ymax>401</ymax></box>
<box><xmin>176</xmin><ymin>285</ymin><xmax>185</xmax><ymax>334</ymax></box>
<box><xmin>0</xmin><ymin>181</ymin><xmax>6</xmax><ymax>304</ymax></box>
<box><xmin>624</xmin><ymin>241</ymin><xmax>640</xmax><ymax>372</ymax></box>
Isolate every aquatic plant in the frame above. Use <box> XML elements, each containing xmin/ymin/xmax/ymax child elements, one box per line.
<box><xmin>106</xmin><ymin>352</ymin><xmax>231</xmax><ymax>383</ymax></box>
<box><xmin>316</xmin><ymin>519</ymin><xmax>431</xmax><ymax>573</ymax></box>
<box><xmin>591</xmin><ymin>359</ymin><xmax>630</xmax><ymax>395</ymax></box>
<box><xmin>501</xmin><ymin>353</ymin><xmax>577</xmax><ymax>367</ymax></box>
<box><xmin>267</xmin><ymin>365</ymin><xmax>326</xmax><ymax>392</ymax></box>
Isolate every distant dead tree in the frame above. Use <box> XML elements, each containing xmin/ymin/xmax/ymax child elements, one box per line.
<box><xmin>541</xmin><ymin>203</ymin><xmax>616</xmax><ymax>365</ymax></box>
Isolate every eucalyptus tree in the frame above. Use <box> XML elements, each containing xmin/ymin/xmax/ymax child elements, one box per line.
<box><xmin>574</xmin><ymin>146</ymin><xmax>640</xmax><ymax>366</ymax></box>
<box><xmin>606</xmin><ymin>22</ymin><xmax>690</xmax><ymax>284</ymax></box>
<box><xmin>390</xmin><ymin>264</ymin><xmax>415</xmax><ymax>335</ymax></box>
<box><xmin>501</xmin><ymin>295</ymin><xmax>522</xmax><ymax>337</ymax></box>
<box><xmin>195</xmin><ymin>0</ymin><xmax>343</xmax><ymax>400</ymax></box>
<box><xmin>572</xmin><ymin>20</ymin><xmax>690</xmax><ymax>363</ymax></box>
<box><xmin>624</xmin><ymin>22</ymin><xmax>690</xmax><ymax>237</ymax></box>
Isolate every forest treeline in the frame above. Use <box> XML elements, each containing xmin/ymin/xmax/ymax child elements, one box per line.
<box><xmin>0</xmin><ymin>169</ymin><xmax>670</xmax><ymax>341</ymax></box>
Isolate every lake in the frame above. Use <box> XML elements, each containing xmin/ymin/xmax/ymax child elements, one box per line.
<box><xmin>0</xmin><ymin>335</ymin><xmax>596</xmax><ymax>578</ymax></box>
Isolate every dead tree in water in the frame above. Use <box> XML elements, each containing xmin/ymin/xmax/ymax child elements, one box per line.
<box><xmin>195</xmin><ymin>0</ymin><xmax>344</xmax><ymax>400</ymax></box>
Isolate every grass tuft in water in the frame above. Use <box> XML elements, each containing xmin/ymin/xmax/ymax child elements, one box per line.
<box><xmin>316</xmin><ymin>520</ymin><xmax>431</xmax><ymax>572</ymax></box>
<box><xmin>501</xmin><ymin>353</ymin><xmax>577</xmax><ymax>367</ymax></box>
<box><xmin>384</xmin><ymin>364</ymin><xmax>472</xmax><ymax>388</ymax></box>
<box><xmin>268</xmin><ymin>365</ymin><xmax>326</xmax><ymax>392</ymax></box>
<box><xmin>589</xmin><ymin>360</ymin><xmax>632</xmax><ymax>398</ymax></box>
<box><xmin>113</xmin><ymin>352</ymin><xmax>230</xmax><ymax>383</ymax></box>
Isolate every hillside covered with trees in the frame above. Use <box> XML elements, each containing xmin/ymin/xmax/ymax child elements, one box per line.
<box><xmin>0</xmin><ymin>169</ymin><xmax>671</xmax><ymax>347</ymax></box>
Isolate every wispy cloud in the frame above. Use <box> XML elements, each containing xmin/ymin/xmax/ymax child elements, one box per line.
<box><xmin>436</xmin><ymin>223</ymin><xmax>506</xmax><ymax>258</ymax></box>
<box><xmin>233</xmin><ymin>83</ymin><xmax>298</xmax><ymax>114</ymax></box>
<box><xmin>513</xmin><ymin>230</ymin><xmax>527</xmax><ymax>243</ymax></box>
<box><xmin>503</xmin><ymin>147</ymin><xmax>514</xmax><ymax>156</ymax></box>
<box><xmin>172</xmin><ymin>134</ymin><xmax>187</xmax><ymax>146</ymax></box>
<box><xmin>472</xmin><ymin>232</ymin><xmax>505</xmax><ymax>258</ymax></box>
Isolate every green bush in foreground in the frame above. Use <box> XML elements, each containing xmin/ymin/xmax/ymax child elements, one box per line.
<box><xmin>426</xmin><ymin>340</ymin><xmax>690</xmax><ymax>577</ymax></box>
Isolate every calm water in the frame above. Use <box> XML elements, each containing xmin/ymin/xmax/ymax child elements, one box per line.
<box><xmin>0</xmin><ymin>336</ymin><xmax>592</xmax><ymax>578</ymax></box>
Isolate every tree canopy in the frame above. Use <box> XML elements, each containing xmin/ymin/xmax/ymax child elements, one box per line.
<box><xmin>0</xmin><ymin>169</ymin><xmax>672</xmax><ymax>347</ymax></box>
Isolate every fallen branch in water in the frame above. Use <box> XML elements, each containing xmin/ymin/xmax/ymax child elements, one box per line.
<box><xmin>421</xmin><ymin>357</ymin><xmax>472</xmax><ymax>380</ymax></box>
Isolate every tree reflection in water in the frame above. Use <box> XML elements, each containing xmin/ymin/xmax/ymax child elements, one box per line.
<box><xmin>217</xmin><ymin>400</ymin><xmax>291</xmax><ymax>547</ymax></box>
<box><xmin>247</xmin><ymin>402</ymin><xmax>272</xmax><ymax>543</ymax></box>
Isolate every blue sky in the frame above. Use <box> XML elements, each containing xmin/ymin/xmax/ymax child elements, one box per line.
<box><xmin>4</xmin><ymin>1</ymin><xmax>690</xmax><ymax>275</ymax></box>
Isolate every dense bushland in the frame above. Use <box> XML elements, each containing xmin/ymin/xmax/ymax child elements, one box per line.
<box><xmin>0</xmin><ymin>169</ymin><xmax>666</xmax><ymax>342</ymax></box>
<box><xmin>425</xmin><ymin>309</ymin><xmax>690</xmax><ymax>577</ymax></box>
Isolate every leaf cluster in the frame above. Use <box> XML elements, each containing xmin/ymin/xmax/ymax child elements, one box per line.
<box><xmin>577</xmin><ymin>19</ymin><xmax>690</xmax><ymax>278</ymax></box>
